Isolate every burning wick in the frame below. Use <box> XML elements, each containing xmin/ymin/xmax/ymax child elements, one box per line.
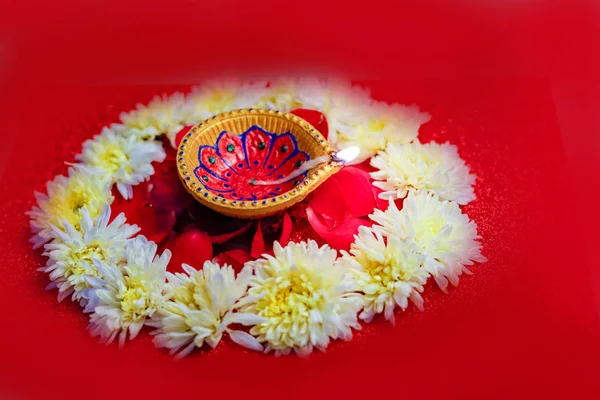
<box><xmin>253</xmin><ymin>146</ymin><xmax>360</xmax><ymax>186</ymax></box>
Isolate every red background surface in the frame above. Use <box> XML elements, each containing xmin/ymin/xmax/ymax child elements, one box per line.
<box><xmin>0</xmin><ymin>1</ymin><xmax>599</xmax><ymax>399</ymax></box>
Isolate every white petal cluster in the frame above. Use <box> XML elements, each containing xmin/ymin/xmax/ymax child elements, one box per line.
<box><xmin>331</xmin><ymin>100</ymin><xmax>430</xmax><ymax>164</ymax></box>
<box><xmin>76</xmin><ymin>126</ymin><xmax>166</xmax><ymax>200</ymax></box>
<box><xmin>239</xmin><ymin>240</ymin><xmax>363</xmax><ymax>356</ymax></box>
<box><xmin>339</xmin><ymin>226</ymin><xmax>429</xmax><ymax>324</ymax></box>
<box><xmin>370</xmin><ymin>191</ymin><xmax>487</xmax><ymax>291</ymax></box>
<box><xmin>120</xmin><ymin>92</ymin><xmax>189</xmax><ymax>146</ymax></box>
<box><xmin>27</xmin><ymin>166</ymin><xmax>113</xmax><ymax>248</ymax></box>
<box><xmin>184</xmin><ymin>79</ymin><xmax>268</xmax><ymax>122</ymax></box>
<box><xmin>151</xmin><ymin>262</ymin><xmax>264</xmax><ymax>358</ymax></box>
<box><xmin>371</xmin><ymin>140</ymin><xmax>475</xmax><ymax>204</ymax></box>
<box><xmin>40</xmin><ymin>206</ymin><xmax>139</xmax><ymax>304</ymax></box>
<box><xmin>84</xmin><ymin>236</ymin><xmax>172</xmax><ymax>346</ymax></box>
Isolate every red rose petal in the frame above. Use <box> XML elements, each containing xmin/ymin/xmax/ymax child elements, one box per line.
<box><xmin>307</xmin><ymin>175</ymin><xmax>347</xmax><ymax>223</ymax></box>
<box><xmin>164</xmin><ymin>228</ymin><xmax>213</xmax><ymax>273</ymax></box>
<box><xmin>250</xmin><ymin>220</ymin><xmax>266</xmax><ymax>258</ymax></box>
<box><xmin>146</xmin><ymin>210</ymin><xmax>177</xmax><ymax>244</ymax></box>
<box><xmin>212</xmin><ymin>249</ymin><xmax>252</xmax><ymax>273</ymax></box>
<box><xmin>279</xmin><ymin>212</ymin><xmax>293</xmax><ymax>246</ymax></box>
<box><xmin>306</xmin><ymin>206</ymin><xmax>371</xmax><ymax>251</ymax></box>
<box><xmin>290</xmin><ymin>108</ymin><xmax>329</xmax><ymax>139</ymax></box>
<box><xmin>333</xmin><ymin>167</ymin><xmax>377</xmax><ymax>217</ymax></box>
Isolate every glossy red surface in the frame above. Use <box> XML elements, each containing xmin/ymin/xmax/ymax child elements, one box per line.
<box><xmin>0</xmin><ymin>1</ymin><xmax>599</xmax><ymax>399</ymax></box>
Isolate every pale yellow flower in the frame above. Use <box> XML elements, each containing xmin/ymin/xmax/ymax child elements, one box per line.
<box><xmin>339</xmin><ymin>226</ymin><xmax>429</xmax><ymax>324</ymax></box>
<box><xmin>239</xmin><ymin>240</ymin><xmax>362</xmax><ymax>356</ymax></box>
<box><xmin>85</xmin><ymin>236</ymin><xmax>171</xmax><ymax>347</ymax></box>
<box><xmin>27</xmin><ymin>166</ymin><xmax>113</xmax><ymax>248</ymax></box>
<box><xmin>370</xmin><ymin>191</ymin><xmax>487</xmax><ymax>291</ymax></box>
<box><xmin>41</xmin><ymin>205</ymin><xmax>139</xmax><ymax>304</ymax></box>
<box><xmin>331</xmin><ymin>101</ymin><xmax>430</xmax><ymax>164</ymax></box>
<box><xmin>120</xmin><ymin>92</ymin><xmax>188</xmax><ymax>147</ymax></box>
<box><xmin>371</xmin><ymin>140</ymin><xmax>475</xmax><ymax>204</ymax></box>
<box><xmin>152</xmin><ymin>262</ymin><xmax>264</xmax><ymax>358</ymax></box>
<box><xmin>76</xmin><ymin>126</ymin><xmax>166</xmax><ymax>200</ymax></box>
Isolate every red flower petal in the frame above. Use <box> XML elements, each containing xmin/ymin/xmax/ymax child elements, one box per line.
<box><xmin>210</xmin><ymin>221</ymin><xmax>253</xmax><ymax>244</ymax></box>
<box><xmin>307</xmin><ymin>174</ymin><xmax>347</xmax><ymax>224</ymax></box>
<box><xmin>150</xmin><ymin>145</ymin><xmax>194</xmax><ymax>215</ymax></box>
<box><xmin>212</xmin><ymin>249</ymin><xmax>252</xmax><ymax>273</ymax></box>
<box><xmin>250</xmin><ymin>220</ymin><xmax>265</xmax><ymax>258</ymax></box>
<box><xmin>174</xmin><ymin>125</ymin><xmax>193</xmax><ymax>148</ymax></box>
<box><xmin>146</xmin><ymin>210</ymin><xmax>177</xmax><ymax>244</ymax></box>
<box><xmin>164</xmin><ymin>228</ymin><xmax>213</xmax><ymax>273</ymax></box>
<box><xmin>279</xmin><ymin>212</ymin><xmax>293</xmax><ymax>246</ymax></box>
<box><xmin>110</xmin><ymin>187</ymin><xmax>175</xmax><ymax>245</ymax></box>
<box><xmin>306</xmin><ymin>206</ymin><xmax>371</xmax><ymax>251</ymax></box>
<box><xmin>333</xmin><ymin>167</ymin><xmax>377</xmax><ymax>217</ymax></box>
<box><xmin>307</xmin><ymin>166</ymin><xmax>376</xmax><ymax>236</ymax></box>
<box><xmin>290</xmin><ymin>108</ymin><xmax>329</xmax><ymax>139</ymax></box>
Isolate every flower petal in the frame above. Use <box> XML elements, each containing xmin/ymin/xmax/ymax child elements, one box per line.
<box><xmin>250</xmin><ymin>219</ymin><xmax>266</xmax><ymax>258</ymax></box>
<box><xmin>307</xmin><ymin>175</ymin><xmax>347</xmax><ymax>224</ymax></box>
<box><xmin>279</xmin><ymin>212</ymin><xmax>293</xmax><ymax>246</ymax></box>
<box><xmin>212</xmin><ymin>249</ymin><xmax>252</xmax><ymax>273</ymax></box>
<box><xmin>306</xmin><ymin>206</ymin><xmax>370</xmax><ymax>251</ymax></box>
<box><xmin>164</xmin><ymin>229</ymin><xmax>213</xmax><ymax>272</ymax></box>
<box><xmin>228</xmin><ymin>330</ymin><xmax>264</xmax><ymax>352</ymax></box>
<box><xmin>333</xmin><ymin>167</ymin><xmax>376</xmax><ymax>217</ymax></box>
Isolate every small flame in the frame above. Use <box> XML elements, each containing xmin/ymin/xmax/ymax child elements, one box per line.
<box><xmin>335</xmin><ymin>146</ymin><xmax>360</xmax><ymax>164</ymax></box>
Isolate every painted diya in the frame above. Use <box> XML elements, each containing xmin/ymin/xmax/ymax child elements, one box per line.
<box><xmin>177</xmin><ymin>109</ymin><xmax>358</xmax><ymax>218</ymax></box>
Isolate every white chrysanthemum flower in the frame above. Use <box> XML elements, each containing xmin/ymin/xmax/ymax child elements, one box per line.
<box><xmin>76</xmin><ymin>126</ymin><xmax>166</xmax><ymax>200</ymax></box>
<box><xmin>40</xmin><ymin>205</ymin><xmax>140</xmax><ymax>304</ymax></box>
<box><xmin>333</xmin><ymin>101</ymin><xmax>430</xmax><ymax>163</ymax></box>
<box><xmin>84</xmin><ymin>236</ymin><xmax>171</xmax><ymax>347</ymax></box>
<box><xmin>27</xmin><ymin>166</ymin><xmax>113</xmax><ymax>249</ymax></box>
<box><xmin>185</xmin><ymin>79</ymin><xmax>268</xmax><ymax>122</ymax></box>
<box><xmin>371</xmin><ymin>140</ymin><xmax>476</xmax><ymax>205</ymax></box>
<box><xmin>339</xmin><ymin>226</ymin><xmax>429</xmax><ymax>325</ymax></box>
<box><xmin>370</xmin><ymin>191</ymin><xmax>487</xmax><ymax>291</ymax></box>
<box><xmin>120</xmin><ymin>92</ymin><xmax>189</xmax><ymax>145</ymax></box>
<box><xmin>151</xmin><ymin>262</ymin><xmax>265</xmax><ymax>358</ymax></box>
<box><xmin>238</xmin><ymin>240</ymin><xmax>362</xmax><ymax>357</ymax></box>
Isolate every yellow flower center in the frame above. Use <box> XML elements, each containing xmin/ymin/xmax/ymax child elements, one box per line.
<box><xmin>98</xmin><ymin>143</ymin><xmax>129</xmax><ymax>174</ymax></box>
<box><xmin>258</xmin><ymin>269</ymin><xmax>322</xmax><ymax>319</ymax></box>
<box><xmin>45</xmin><ymin>181</ymin><xmax>105</xmax><ymax>229</ymax></box>
<box><xmin>368</xmin><ymin>119</ymin><xmax>386</xmax><ymax>132</ymax></box>
<box><xmin>357</xmin><ymin>251</ymin><xmax>421</xmax><ymax>300</ymax></box>
<box><xmin>365</xmin><ymin>260</ymin><xmax>397</xmax><ymax>290</ymax></box>
<box><xmin>119</xmin><ymin>276</ymin><xmax>155</xmax><ymax>323</ymax></box>
<box><xmin>66</xmin><ymin>243</ymin><xmax>106</xmax><ymax>277</ymax></box>
<box><xmin>249</xmin><ymin>267</ymin><xmax>328</xmax><ymax>349</ymax></box>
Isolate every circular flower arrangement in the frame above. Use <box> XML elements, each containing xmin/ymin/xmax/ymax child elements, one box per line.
<box><xmin>29</xmin><ymin>77</ymin><xmax>487</xmax><ymax>357</ymax></box>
